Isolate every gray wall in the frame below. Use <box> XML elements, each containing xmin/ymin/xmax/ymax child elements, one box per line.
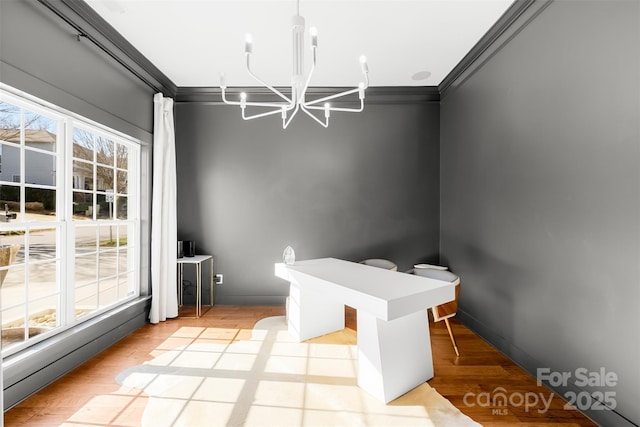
<box><xmin>175</xmin><ymin>100</ymin><xmax>440</xmax><ymax>304</ymax></box>
<box><xmin>440</xmin><ymin>1</ymin><xmax>639</xmax><ymax>425</ymax></box>
<box><xmin>1</xmin><ymin>0</ymin><xmax>155</xmax><ymax>410</ymax></box>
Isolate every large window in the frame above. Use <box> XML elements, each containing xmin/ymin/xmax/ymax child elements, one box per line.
<box><xmin>0</xmin><ymin>88</ymin><xmax>140</xmax><ymax>356</ymax></box>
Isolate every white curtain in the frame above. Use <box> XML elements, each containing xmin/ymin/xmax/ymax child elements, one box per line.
<box><xmin>150</xmin><ymin>93</ymin><xmax>178</xmax><ymax>323</ymax></box>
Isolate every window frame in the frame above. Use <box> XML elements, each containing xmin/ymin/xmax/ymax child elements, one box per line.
<box><xmin>0</xmin><ymin>86</ymin><xmax>141</xmax><ymax>358</ymax></box>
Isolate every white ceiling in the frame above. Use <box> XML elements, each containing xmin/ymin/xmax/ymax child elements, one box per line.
<box><xmin>86</xmin><ymin>0</ymin><xmax>514</xmax><ymax>88</ymax></box>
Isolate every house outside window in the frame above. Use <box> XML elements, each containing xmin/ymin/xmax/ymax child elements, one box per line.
<box><xmin>0</xmin><ymin>88</ymin><xmax>140</xmax><ymax>356</ymax></box>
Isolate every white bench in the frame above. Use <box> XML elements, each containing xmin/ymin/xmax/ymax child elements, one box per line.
<box><xmin>275</xmin><ymin>257</ymin><xmax>455</xmax><ymax>403</ymax></box>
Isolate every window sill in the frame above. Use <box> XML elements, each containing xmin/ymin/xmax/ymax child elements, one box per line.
<box><xmin>3</xmin><ymin>295</ymin><xmax>150</xmax><ymax>410</ymax></box>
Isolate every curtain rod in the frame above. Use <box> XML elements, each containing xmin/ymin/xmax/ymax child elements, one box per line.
<box><xmin>36</xmin><ymin>0</ymin><xmax>168</xmax><ymax>95</ymax></box>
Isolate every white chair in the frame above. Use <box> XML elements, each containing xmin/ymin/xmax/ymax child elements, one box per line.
<box><xmin>411</xmin><ymin>267</ymin><xmax>461</xmax><ymax>357</ymax></box>
<box><xmin>359</xmin><ymin>258</ymin><xmax>398</xmax><ymax>271</ymax></box>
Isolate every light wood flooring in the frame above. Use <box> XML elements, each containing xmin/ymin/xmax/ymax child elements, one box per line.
<box><xmin>4</xmin><ymin>305</ymin><xmax>596</xmax><ymax>426</ymax></box>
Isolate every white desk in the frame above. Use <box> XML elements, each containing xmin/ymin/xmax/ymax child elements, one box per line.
<box><xmin>275</xmin><ymin>257</ymin><xmax>455</xmax><ymax>403</ymax></box>
<box><xmin>177</xmin><ymin>254</ymin><xmax>214</xmax><ymax>318</ymax></box>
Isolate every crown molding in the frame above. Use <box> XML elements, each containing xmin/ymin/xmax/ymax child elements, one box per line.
<box><xmin>37</xmin><ymin>0</ymin><xmax>177</xmax><ymax>96</ymax></box>
<box><xmin>439</xmin><ymin>0</ymin><xmax>553</xmax><ymax>99</ymax></box>
<box><xmin>175</xmin><ymin>86</ymin><xmax>440</xmax><ymax>105</ymax></box>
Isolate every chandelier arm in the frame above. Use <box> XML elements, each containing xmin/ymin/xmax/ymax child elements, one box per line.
<box><xmin>244</xmin><ymin>101</ymin><xmax>293</xmax><ymax>108</ymax></box>
<box><xmin>304</xmin><ymin>70</ymin><xmax>367</xmax><ymax>106</ymax></box>
<box><xmin>303</xmin><ymin>87</ymin><xmax>361</xmax><ymax>107</ymax></box>
<box><xmin>305</xmin><ymin>99</ymin><xmax>364</xmax><ymax>113</ymax></box>
<box><xmin>363</xmin><ymin>70</ymin><xmax>370</xmax><ymax>88</ymax></box>
<box><xmin>242</xmin><ymin>107</ymin><xmax>290</xmax><ymax>121</ymax></box>
<box><xmin>246</xmin><ymin>54</ymin><xmax>292</xmax><ymax>103</ymax></box>
<box><xmin>297</xmin><ymin>48</ymin><xmax>317</xmax><ymax>104</ymax></box>
<box><xmin>222</xmin><ymin>89</ymin><xmax>291</xmax><ymax>109</ymax></box>
<box><xmin>300</xmin><ymin>105</ymin><xmax>329</xmax><ymax>128</ymax></box>
<box><xmin>282</xmin><ymin>104</ymin><xmax>301</xmax><ymax>129</ymax></box>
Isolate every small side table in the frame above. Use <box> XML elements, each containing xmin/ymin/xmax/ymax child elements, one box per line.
<box><xmin>177</xmin><ymin>254</ymin><xmax>214</xmax><ymax>318</ymax></box>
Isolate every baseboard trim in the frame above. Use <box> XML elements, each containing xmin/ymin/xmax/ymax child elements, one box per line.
<box><xmin>456</xmin><ymin>309</ymin><xmax>637</xmax><ymax>427</ymax></box>
<box><xmin>215</xmin><ymin>296</ymin><xmax>286</xmax><ymax>306</ymax></box>
<box><xmin>3</xmin><ymin>297</ymin><xmax>151</xmax><ymax>410</ymax></box>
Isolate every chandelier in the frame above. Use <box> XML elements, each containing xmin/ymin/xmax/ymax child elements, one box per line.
<box><xmin>219</xmin><ymin>0</ymin><xmax>369</xmax><ymax>129</ymax></box>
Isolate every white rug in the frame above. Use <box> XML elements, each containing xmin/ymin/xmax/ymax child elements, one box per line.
<box><xmin>116</xmin><ymin>316</ymin><xmax>481</xmax><ymax>427</ymax></box>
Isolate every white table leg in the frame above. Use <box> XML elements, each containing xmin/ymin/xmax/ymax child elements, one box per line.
<box><xmin>288</xmin><ymin>280</ymin><xmax>345</xmax><ymax>342</ymax></box>
<box><xmin>356</xmin><ymin>309</ymin><xmax>433</xmax><ymax>403</ymax></box>
<box><xmin>178</xmin><ymin>263</ymin><xmax>184</xmax><ymax>306</ymax></box>
<box><xmin>195</xmin><ymin>263</ymin><xmax>202</xmax><ymax>318</ymax></box>
<box><xmin>209</xmin><ymin>257</ymin><xmax>214</xmax><ymax>306</ymax></box>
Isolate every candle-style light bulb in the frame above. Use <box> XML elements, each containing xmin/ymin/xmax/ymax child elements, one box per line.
<box><xmin>310</xmin><ymin>27</ymin><xmax>318</xmax><ymax>47</ymax></box>
<box><xmin>359</xmin><ymin>55</ymin><xmax>369</xmax><ymax>73</ymax></box>
<box><xmin>220</xmin><ymin>72</ymin><xmax>226</xmax><ymax>88</ymax></box>
<box><xmin>244</xmin><ymin>34</ymin><xmax>253</xmax><ymax>54</ymax></box>
<box><xmin>324</xmin><ymin>103</ymin><xmax>331</xmax><ymax>118</ymax></box>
